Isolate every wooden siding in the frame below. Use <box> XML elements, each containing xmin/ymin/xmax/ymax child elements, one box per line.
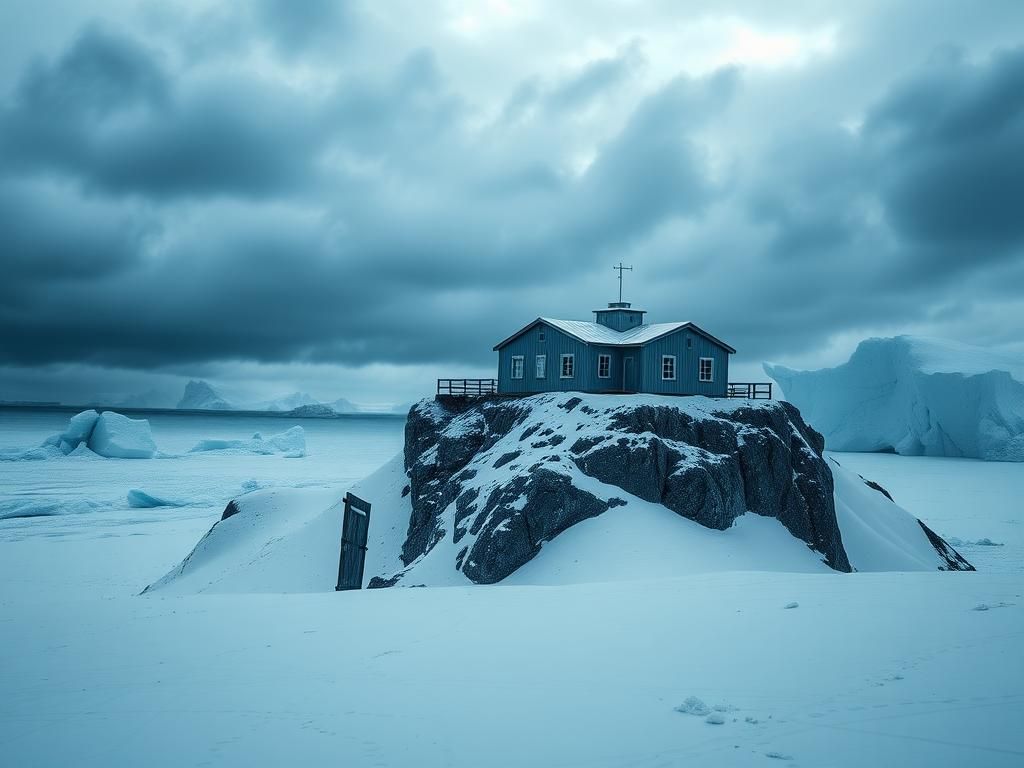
<box><xmin>497</xmin><ymin>321</ymin><xmax>595</xmax><ymax>394</ymax></box>
<box><xmin>496</xmin><ymin>321</ymin><xmax>730</xmax><ymax>396</ymax></box>
<box><xmin>637</xmin><ymin>329</ymin><xmax>729</xmax><ymax>397</ymax></box>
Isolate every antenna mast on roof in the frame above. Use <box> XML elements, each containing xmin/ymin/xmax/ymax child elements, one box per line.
<box><xmin>613</xmin><ymin>262</ymin><xmax>633</xmax><ymax>303</ymax></box>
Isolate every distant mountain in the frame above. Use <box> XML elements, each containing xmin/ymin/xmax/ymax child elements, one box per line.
<box><xmin>251</xmin><ymin>392</ymin><xmax>320</xmax><ymax>412</ymax></box>
<box><xmin>177</xmin><ymin>380</ymin><xmax>232</xmax><ymax>410</ymax></box>
<box><xmin>330</xmin><ymin>397</ymin><xmax>360</xmax><ymax>414</ymax></box>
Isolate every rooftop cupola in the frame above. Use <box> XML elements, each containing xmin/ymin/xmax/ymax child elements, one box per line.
<box><xmin>595</xmin><ymin>263</ymin><xmax>646</xmax><ymax>330</ymax></box>
<box><xmin>594</xmin><ymin>302</ymin><xmax>646</xmax><ymax>330</ymax></box>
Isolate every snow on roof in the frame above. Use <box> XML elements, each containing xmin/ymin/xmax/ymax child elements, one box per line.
<box><xmin>541</xmin><ymin>318</ymin><xmax>693</xmax><ymax>345</ymax></box>
<box><xmin>494</xmin><ymin>318</ymin><xmax>736</xmax><ymax>352</ymax></box>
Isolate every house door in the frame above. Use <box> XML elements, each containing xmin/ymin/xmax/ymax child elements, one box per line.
<box><xmin>623</xmin><ymin>356</ymin><xmax>636</xmax><ymax>393</ymax></box>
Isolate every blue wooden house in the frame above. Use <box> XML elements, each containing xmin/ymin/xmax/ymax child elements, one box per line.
<box><xmin>492</xmin><ymin>301</ymin><xmax>736</xmax><ymax>396</ymax></box>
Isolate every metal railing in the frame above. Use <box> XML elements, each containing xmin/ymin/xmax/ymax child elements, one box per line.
<box><xmin>726</xmin><ymin>382</ymin><xmax>773</xmax><ymax>399</ymax></box>
<box><xmin>437</xmin><ymin>378</ymin><xmax>498</xmax><ymax>396</ymax></box>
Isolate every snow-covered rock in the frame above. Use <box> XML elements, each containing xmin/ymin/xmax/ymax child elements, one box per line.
<box><xmin>176</xmin><ymin>380</ymin><xmax>232</xmax><ymax>410</ymax></box>
<box><xmin>188</xmin><ymin>426</ymin><xmax>306</xmax><ymax>457</ymax></box>
<box><xmin>148</xmin><ymin>394</ymin><xmax>972</xmax><ymax>595</ymax></box>
<box><xmin>87</xmin><ymin>412</ymin><xmax>158</xmax><ymax>459</ymax></box>
<box><xmin>285</xmin><ymin>403</ymin><xmax>339</xmax><ymax>418</ymax></box>
<box><xmin>764</xmin><ymin>336</ymin><xmax>1024</xmax><ymax>461</ymax></box>
<box><xmin>397</xmin><ymin>394</ymin><xmax>851</xmax><ymax>583</ymax></box>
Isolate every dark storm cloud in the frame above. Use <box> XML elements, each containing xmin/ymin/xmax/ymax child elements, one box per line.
<box><xmin>1</xmin><ymin>3</ymin><xmax>1023</xmax><ymax>393</ymax></box>
<box><xmin>0</xmin><ymin>25</ymin><xmax>324</xmax><ymax>198</ymax></box>
<box><xmin>0</xmin><ymin>55</ymin><xmax>730</xmax><ymax>368</ymax></box>
<box><xmin>864</xmin><ymin>46</ymin><xmax>1024</xmax><ymax>252</ymax></box>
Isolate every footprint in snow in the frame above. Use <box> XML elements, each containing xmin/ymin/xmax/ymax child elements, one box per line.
<box><xmin>765</xmin><ymin>751</ymin><xmax>793</xmax><ymax>760</ymax></box>
<box><xmin>783</xmin><ymin>602</ymin><xmax>799</xmax><ymax>609</ymax></box>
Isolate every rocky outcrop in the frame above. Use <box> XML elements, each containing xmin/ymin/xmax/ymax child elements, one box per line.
<box><xmin>395</xmin><ymin>394</ymin><xmax>852</xmax><ymax>584</ymax></box>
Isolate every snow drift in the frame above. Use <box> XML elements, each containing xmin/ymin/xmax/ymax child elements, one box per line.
<box><xmin>147</xmin><ymin>394</ymin><xmax>971</xmax><ymax>595</ymax></box>
<box><xmin>765</xmin><ymin>336</ymin><xmax>1024</xmax><ymax>461</ymax></box>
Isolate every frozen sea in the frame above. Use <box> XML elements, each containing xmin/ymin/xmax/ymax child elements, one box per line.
<box><xmin>0</xmin><ymin>407</ymin><xmax>405</xmax><ymax>596</ymax></box>
<box><xmin>1</xmin><ymin>406</ymin><xmax>1022</xmax><ymax>767</ymax></box>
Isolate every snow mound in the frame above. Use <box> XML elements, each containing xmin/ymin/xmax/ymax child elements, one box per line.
<box><xmin>177</xmin><ymin>380</ymin><xmax>232</xmax><ymax>410</ymax></box>
<box><xmin>765</xmin><ymin>336</ymin><xmax>1024</xmax><ymax>461</ymax></box>
<box><xmin>829</xmin><ymin>458</ymin><xmax>972</xmax><ymax>571</ymax></box>
<box><xmin>87</xmin><ymin>412</ymin><xmax>157</xmax><ymax>459</ymax></box>
<box><xmin>188</xmin><ymin>426</ymin><xmax>306</xmax><ymax>457</ymax></box>
<box><xmin>145</xmin><ymin>455</ymin><xmax>410</xmax><ymax>594</ymax></box>
<box><xmin>127</xmin><ymin>490</ymin><xmax>185</xmax><ymax>508</ymax></box>
<box><xmin>148</xmin><ymin>439</ymin><xmax>970</xmax><ymax>595</ymax></box>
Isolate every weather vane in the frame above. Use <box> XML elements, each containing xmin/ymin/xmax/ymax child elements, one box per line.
<box><xmin>613</xmin><ymin>262</ymin><xmax>632</xmax><ymax>303</ymax></box>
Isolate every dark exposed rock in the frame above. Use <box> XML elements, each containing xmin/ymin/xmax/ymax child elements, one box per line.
<box><xmin>394</xmin><ymin>394</ymin><xmax>857</xmax><ymax>585</ymax></box>
<box><xmin>493</xmin><ymin>450</ymin><xmax>521</xmax><ymax>468</ymax></box>
<box><xmin>863</xmin><ymin>479</ymin><xmax>894</xmax><ymax>501</ymax></box>
<box><xmin>221</xmin><ymin>500</ymin><xmax>242</xmax><ymax>521</ymax></box>
<box><xmin>917</xmin><ymin>521</ymin><xmax>975</xmax><ymax>571</ymax></box>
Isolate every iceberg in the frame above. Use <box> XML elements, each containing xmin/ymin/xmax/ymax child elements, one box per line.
<box><xmin>2</xmin><ymin>410</ymin><xmax>158</xmax><ymax>461</ymax></box>
<box><xmin>765</xmin><ymin>336</ymin><xmax>1024</xmax><ymax>461</ymax></box>
<box><xmin>87</xmin><ymin>412</ymin><xmax>158</xmax><ymax>459</ymax></box>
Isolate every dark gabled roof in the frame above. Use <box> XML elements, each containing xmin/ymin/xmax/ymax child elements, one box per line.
<box><xmin>492</xmin><ymin>318</ymin><xmax>736</xmax><ymax>353</ymax></box>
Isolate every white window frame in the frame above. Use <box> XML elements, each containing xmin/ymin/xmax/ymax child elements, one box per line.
<box><xmin>560</xmin><ymin>353</ymin><xmax>575</xmax><ymax>378</ymax></box>
<box><xmin>535</xmin><ymin>354</ymin><xmax>546</xmax><ymax>379</ymax></box>
<box><xmin>511</xmin><ymin>355</ymin><xmax>524</xmax><ymax>380</ymax></box>
<box><xmin>699</xmin><ymin>357</ymin><xmax>714</xmax><ymax>382</ymax></box>
<box><xmin>597</xmin><ymin>354</ymin><xmax>611</xmax><ymax>379</ymax></box>
<box><xmin>662</xmin><ymin>355</ymin><xmax>676</xmax><ymax>381</ymax></box>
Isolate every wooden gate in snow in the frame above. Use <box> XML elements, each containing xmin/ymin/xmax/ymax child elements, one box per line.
<box><xmin>335</xmin><ymin>493</ymin><xmax>371</xmax><ymax>591</ymax></box>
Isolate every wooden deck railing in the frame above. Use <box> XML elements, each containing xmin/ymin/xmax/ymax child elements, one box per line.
<box><xmin>726</xmin><ymin>382</ymin><xmax>773</xmax><ymax>399</ymax></box>
<box><xmin>437</xmin><ymin>378</ymin><xmax>498</xmax><ymax>396</ymax></box>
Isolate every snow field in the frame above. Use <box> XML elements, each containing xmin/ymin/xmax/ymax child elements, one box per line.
<box><xmin>2</xmin><ymin>571</ymin><xmax>1021</xmax><ymax>767</ymax></box>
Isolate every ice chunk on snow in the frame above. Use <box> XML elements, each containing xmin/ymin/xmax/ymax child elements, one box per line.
<box><xmin>765</xmin><ymin>336</ymin><xmax>1024</xmax><ymax>461</ymax></box>
<box><xmin>675</xmin><ymin>697</ymin><xmax>711</xmax><ymax>716</ymax></box>
<box><xmin>127</xmin><ymin>490</ymin><xmax>185</xmax><ymax>508</ymax></box>
<box><xmin>56</xmin><ymin>409</ymin><xmax>100</xmax><ymax>453</ymax></box>
<box><xmin>86</xmin><ymin>412</ymin><xmax>157</xmax><ymax>459</ymax></box>
<box><xmin>188</xmin><ymin>426</ymin><xmax>306</xmax><ymax>457</ymax></box>
<box><xmin>705</xmin><ymin>713</ymin><xmax>726</xmax><ymax>725</ymax></box>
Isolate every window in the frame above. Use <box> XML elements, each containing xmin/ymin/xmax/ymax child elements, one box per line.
<box><xmin>560</xmin><ymin>353</ymin><xmax>575</xmax><ymax>378</ymax></box>
<box><xmin>662</xmin><ymin>355</ymin><xmax>676</xmax><ymax>381</ymax></box>
<box><xmin>699</xmin><ymin>357</ymin><xmax>714</xmax><ymax>382</ymax></box>
<box><xmin>538</xmin><ymin>329</ymin><xmax>546</xmax><ymax>342</ymax></box>
<box><xmin>598</xmin><ymin>354</ymin><xmax>611</xmax><ymax>379</ymax></box>
<box><xmin>687</xmin><ymin>338</ymin><xmax>693</xmax><ymax>349</ymax></box>
<box><xmin>511</xmin><ymin>355</ymin><xmax>524</xmax><ymax>380</ymax></box>
<box><xmin>535</xmin><ymin>355</ymin><xmax>546</xmax><ymax>378</ymax></box>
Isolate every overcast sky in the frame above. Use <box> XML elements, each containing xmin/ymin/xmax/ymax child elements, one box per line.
<box><xmin>1</xmin><ymin>0</ymin><xmax>1023</xmax><ymax>407</ymax></box>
